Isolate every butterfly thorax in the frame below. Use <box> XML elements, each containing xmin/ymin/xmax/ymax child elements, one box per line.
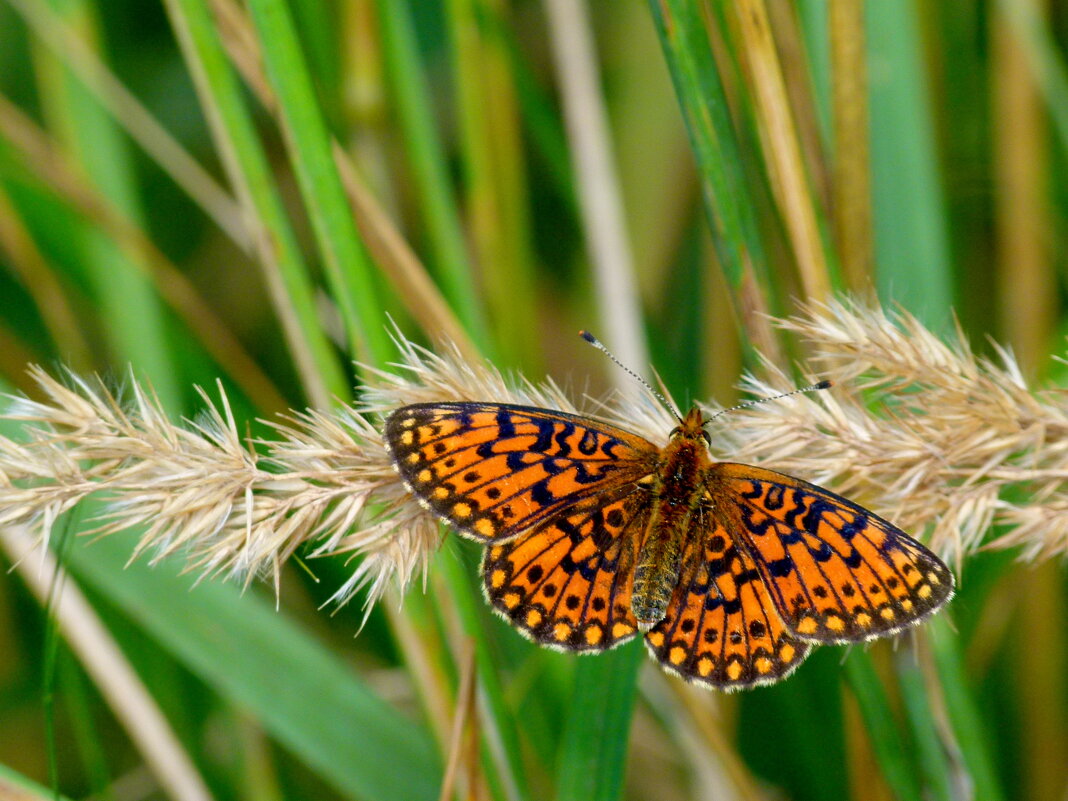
<box><xmin>631</xmin><ymin>407</ymin><xmax>712</xmax><ymax>630</ymax></box>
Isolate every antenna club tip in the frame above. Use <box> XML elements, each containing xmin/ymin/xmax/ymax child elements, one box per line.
<box><xmin>578</xmin><ymin>330</ymin><xmax>597</xmax><ymax>344</ymax></box>
<box><xmin>816</xmin><ymin>379</ymin><xmax>833</xmax><ymax>390</ymax></box>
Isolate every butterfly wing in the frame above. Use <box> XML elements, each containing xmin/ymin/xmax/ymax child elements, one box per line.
<box><xmin>385</xmin><ymin>402</ymin><xmax>659</xmax><ymax>542</ymax></box>
<box><xmin>706</xmin><ymin>464</ymin><xmax>954</xmax><ymax>644</ymax></box>
<box><xmin>644</xmin><ymin>510</ymin><xmax>809</xmax><ymax>690</ymax></box>
<box><xmin>482</xmin><ymin>487</ymin><xmax>649</xmax><ymax>651</ymax></box>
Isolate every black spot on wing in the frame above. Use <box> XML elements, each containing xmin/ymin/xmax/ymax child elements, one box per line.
<box><xmin>530</xmin><ymin>480</ymin><xmax>553</xmax><ymax>507</ymax></box>
<box><xmin>764</xmin><ymin>484</ymin><xmax>785</xmax><ymax>510</ymax></box>
<box><xmin>578</xmin><ymin>428</ymin><xmax>599</xmax><ymax>455</ymax></box>
<box><xmin>557</xmin><ymin>517</ymin><xmax>582</xmax><ymax>545</ymax></box>
<box><xmin>554</xmin><ymin>422</ymin><xmax>575</xmax><ymax>455</ymax></box>
<box><xmin>740</xmin><ymin>505</ymin><xmax>773</xmax><ymax>536</ymax></box>
<box><xmin>740</xmin><ymin>481</ymin><xmax>763</xmax><ymax>500</ymax></box>
<box><xmin>531</xmin><ymin>418</ymin><xmax>554</xmax><ymax>452</ymax></box>
<box><xmin>840</xmin><ymin>515</ymin><xmax>868</xmax><ymax>540</ymax></box>
<box><xmin>768</xmin><ymin>557</ymin><xmax>794</xmax><ymax>577</ymax></box>
<box><xmin>801</xmin><ymin>499</ymin><xmax>835</xmax><ymax>535</ymax></box>
<box><xmin>704</xmin><ymin>595</ymin><xmax>742</xmax><ymax>614</ymax></box>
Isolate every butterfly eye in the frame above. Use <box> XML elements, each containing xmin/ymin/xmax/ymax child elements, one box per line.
<box><xmin>700</xmin><ymin>430</ymin><xmax>712</xmax><ymax>447</ymax></box>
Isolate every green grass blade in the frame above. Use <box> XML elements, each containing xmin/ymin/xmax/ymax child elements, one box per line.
<box><xmin>245</xmin><ymin>0</ymin><xmax>393</xmax><ymax>364</ymax></box>
<box><xmin>33</xmin><ymin>0</ymin><xmax>181</xmax><ymax>410</ymax></box>
<box><xmin>647</xmin><ymin>0</ymin><xmax>766</xmax><ymax>288</ymax></box>
<box><xmin>162</xmin><ymin>0</ymin><xmax>348</xmax><ymax>406</ymax></box>
<box><xmin>65</xmin><ymin>530</ymin><xmax>441</xmax><ymax>801</ymax></box>
<box><xmin>999</xmin><ymin>0</ymin><xmax>1068</xmax><ymax>176</ymax></box>
<box><xmin>865</xmin><ymin>1</ymin><xmax>953</xmax><ymax>326</ymax></box>
<box><xmin>554</xmin><ymin>643</ymin><xmax>642</xmax><ymax>801</ymax></box>
<box><xmin>59</xmin><ymin>654</ymin><xmax>115</xmax><ymax>798</ymax></box>
<box><xmin>843</xmin><ymin>650</ymin><xmax>923</xmax><ymax>801</ymax></box>
<box><xmin>928</xmin><ymin>617</ymin><xmax>1006</xmax><ymax>801</ymax></box>
<box><xmin>444</xmin><ymin>0</ymin><xmax>539</xmax><ymax>369</ymax></box>
<box><xmin>0</xmin><ymin>763</ymin><xmax>75</xmax><ymax>801</ymax></box>
<box><xmin>0</xmin><ymin>167</ymin><xmax>91</xmax><ymax>369</ymax></box>
<box><xmin>484</xmin><ymin>11</ymin><xmax>576</xmax><ymax>222</ymax></box>
<box><xmin>796</xmin><ymin>0</ymin><xmax>832</xmax><ymax>144</ymax></box>
<box><xmin>438</xmin><ymin>544</ymin><xmax>531</xmax><ymax>801</ymax></box>
<box><xmin>736</xmin><ymin>651</ymin><xmax>848</xmax><ymax>797</ymax></box>
<box><xmin>376</xmin><ymin>0</ymin><xmax>488</xmax><ymax>348</ymax></box>
<box><xmin>895</xmin><ymin>647</ymin><xmax>955</xmax><ymax>801</ymax></box>
<box><xmin>288</xmin><ymin>0</ymin><xmax>338</xmax><ymax>110</ymax></box>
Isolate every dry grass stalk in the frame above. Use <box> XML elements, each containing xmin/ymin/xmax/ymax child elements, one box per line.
<box><xmin>1</xmin><ymin>301</ymin><xmax>1064</xmax><ymax>617</ymax></box>
<box><xmin>723</xmin><ymin>298</ymin><xmax>1067</xmax><ymax>567</ymax></box>
<box><xmin>0</xmin><ymin>336</ymin><xmax>666</xmax><ymax>614</ymax></box>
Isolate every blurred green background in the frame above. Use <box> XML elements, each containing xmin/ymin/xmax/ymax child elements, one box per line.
<box><xmin>0</xmin><ymin>0</ymin><xmax>1065</xmax><ymax>800</ymax></box>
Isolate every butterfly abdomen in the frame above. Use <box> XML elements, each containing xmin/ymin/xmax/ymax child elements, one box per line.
<box><xmin>632</xmin><ymin>436</ymin><xmax>709</xmax><ymax>629</ymax></box>
<box><xmin>632</xmin><ymin>526</ymin><xmax>684</xmax><ymax>629</ymax></box>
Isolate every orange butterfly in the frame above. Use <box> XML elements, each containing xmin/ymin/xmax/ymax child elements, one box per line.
<box><xmin>383</xmin><ymin>381</ymin><xmax>953</xmax><ymax>691</ymax></box>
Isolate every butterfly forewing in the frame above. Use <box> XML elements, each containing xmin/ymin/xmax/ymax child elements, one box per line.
<box><xmin>384</xmin><ymin>403</ymin><xmax>659</xmax><ymax>542</ymax></box>
<box><xmin>482</xmin><ymin>489</ymin><xmax>648</xmax><ymax>650</ymax></box>
<box><xmin>644</xmin><ymin>511</ymin><xmax>809</xmax><ymax>689</ymax></box>
<box><xmin>708</xmin><ymin>463</ymin><xmax>954</xmax><ymax>644</ymax></box>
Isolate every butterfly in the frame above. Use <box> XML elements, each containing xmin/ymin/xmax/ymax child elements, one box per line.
<box><xmin>383</xmin><ymin>396</ymin><xmax>954</xmax><ymax>691</ymax></box>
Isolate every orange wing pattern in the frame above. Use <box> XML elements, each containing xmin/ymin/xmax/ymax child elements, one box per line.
<box><xmin>384</xmin><ymin>403</ymin><xmax>658</xmax><ymax>542</ymax></box>
<box><xmin>482</xmin><ymin>489</ymin><xmax>648</xmax><ymax>651</ymax></box>
<box><xmin>644</xmin><ymin>510</ymin><xmax>809</xmax><ymax>690</ymax></box>
<box><xmin>707</xmin><ymin>464</ymin><xmax>954</xmax><ymax>644</ymax></box>
<box><xmin>385</xmin><ymin>396</ymin><xmax>955</xmax><ymax>692</ymax></box>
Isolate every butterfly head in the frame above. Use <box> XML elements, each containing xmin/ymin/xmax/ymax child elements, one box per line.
<box><xmin>671</xmin><ymin>407</ymin><xmax>713</xmax><ymax>447</ymax></box>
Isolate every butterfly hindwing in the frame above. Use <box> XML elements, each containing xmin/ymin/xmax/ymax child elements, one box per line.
<box><xmin>644</xmin><ymin>511</ymin><xmax>809</xmax><ymax>689</ymax></box>
<box><xmin>708</xmin><ymin>463</ymin><xmax>954</xmax><ymax>644</ymax></box>
<box><xmin>482</xmin><ymin>489</ymin><xmax>648</xmax><ymax>651</ymax></box>
<box><xmin>385</xmin><ymin>403</ymin><xmax>659</xmax><ymax>542</ymax></box>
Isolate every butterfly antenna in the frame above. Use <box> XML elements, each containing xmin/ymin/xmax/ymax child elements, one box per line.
<box><xmin>706</xmin><ymin>380</ymin><xmax>833</xmax><ymax>424</ymax></box>
<box><xmin>579</xmin><ymin>330</ymin><xmax>683</xmax><ymax>421</ymax></box>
